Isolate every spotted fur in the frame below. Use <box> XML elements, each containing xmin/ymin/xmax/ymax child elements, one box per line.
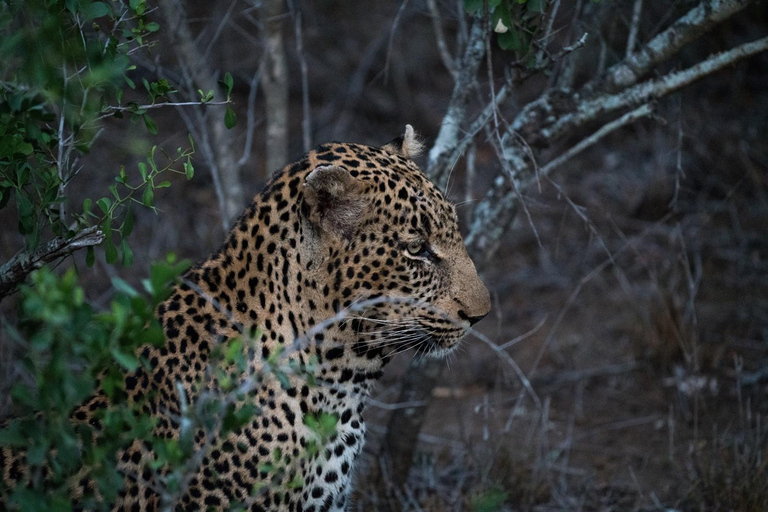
<box><xmin>2</xmin><ymin>127</ymin><xmax>490</xmax><ymax>511</ymax></box>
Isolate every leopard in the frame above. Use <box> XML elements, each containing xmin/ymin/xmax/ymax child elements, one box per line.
<box><xmin>1</xmin><ymin>125</ymin><xmax>490</xmax><ymax>511</ymax></box>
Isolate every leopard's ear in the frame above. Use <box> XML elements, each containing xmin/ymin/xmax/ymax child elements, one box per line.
<box><xmin>382</xmin><ymin>124</ymin><xmax>424</xmax><ymax>159</ymax></box>
<box><xmin>303</xmin><ymin>165</ymin><xmax>366</xmax><ymax>239</ymax></box>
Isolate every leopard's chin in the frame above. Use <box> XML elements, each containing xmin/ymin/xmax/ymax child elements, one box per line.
<box><xmin>423</xmin><ymin>332</ymin><xmax>467</xmax><ymax>359</ymax></box>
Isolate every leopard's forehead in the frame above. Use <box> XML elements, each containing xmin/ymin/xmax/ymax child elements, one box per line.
<box><xmin>308</xmin><ymin>142</ymin><xmax>458</xmax><ymax>222</ymax></box>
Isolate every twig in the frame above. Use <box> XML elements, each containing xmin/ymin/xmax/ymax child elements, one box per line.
<box><xmin>498</xmin><ymin>315</ymin><xmax>548</xmax><ymax>350</ymax></box>
<box><xmin>426</xmin><ymin>0</ymin><xmax>456</xmax><ymax>78</ymax></box>
<box><xmin>466</xmin><ymin>35</ymin><xmax>768</xmax><ymax>260</ymax></box>
<box><xmin>57</xmin><ymin>62</ymin><xmax>68</xmax><ymax>224</ymax></box>
<box><xmin>383</xmin><ymin>0</ymin><xmax>411</xmax><ymax>83</ymax></box>
<box><xmin>202</xmin><ymin>0</ymin><xmax>239</xmax><ymax>61</ymax></box>
<box><xmin>289</xmin><ymin>1</ymin><xmax>312</xmax><ymax>153</ymax></box>
<box><xmin>99</xmin><ymin>100</ymin><xmax>230</xmax><ymax>119</ymax></box>
<box><xmin>546</xmin><ymin>35</ymin><xmax>768</xmax><ymax>141</ymax></box>
<box><xmin>0</xmin><ymin>226</ymin><xmax>105</xmax><ymax>300</ymax></box>
<box><xmin>160</xmin><ymin>0</ymin><xmax>244</xmax><ymax>229</ymax></box>
<box><xmin>532</xmin><ymin>361</ymin><xmax>641</xmax><ymax>386</ymax></box>
<box><xmin>469</xmin><ymin>328</ymin><xmax>541</xmax><ymax>409</ymax></box>
<box><xmin>535</xmin><ymin>0</ymin><xmax>562</xmax><ymax>68</ymax></box>
<box><xmin>237</xmin><ymin>69</ymin><xmax>261</xmax><ymax>168</ymax></box>
<box><xmin>539</xmin><ymin>103</ymin><xmax>653</xmax><ymax>176</ymax></box>
<box><xmin>625</xmin><ymin>0</ymin><xmax>643</xmax><ymax>59</ymax></box>
<box><xmin>426</xmin><ymin>17</ymin><xmax>487</xmax><ymax>188</ymax></box>
<box><xmin>600</xmin><ymin>0</ymin><xmax>756</xmax><ymax>93</ymax></box>
<box><xmin>463</xmin><ymin>141</ymin><xmax>476</xmax><ymax>215</ymax></box>
<box><xmin>438</xmin><ymin>81</ymin><xmax>511</xmax><ymax>185</ymax></box>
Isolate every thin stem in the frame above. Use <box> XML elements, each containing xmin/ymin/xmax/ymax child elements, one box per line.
<box><xmin>625</xmin><ymin>0</ymin><xmax>643</xmax><ymax>59</ymax></box>
<box><xmin>426</xmin><ymin>0</ymin><xmax>456</xmax><ymax>78</ymax></box>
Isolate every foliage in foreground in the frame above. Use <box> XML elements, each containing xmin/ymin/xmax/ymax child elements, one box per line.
<box><xmin>0</xmin><ymin>256</ymin><xmax>187</xmax><ymax>510</ymax></box>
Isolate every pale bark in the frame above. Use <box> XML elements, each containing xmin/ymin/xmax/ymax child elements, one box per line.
<box><xmin>466</xmin><ymin>34</ymin><xmax>768</xmax><ymax>261</ymax></box>
<box><xmin>0</xmin><ymin>226</ymin><xmax>104</xmax><ymax>300</ymax></box>
<box><xmin>427</xmin><ymin>17</ymin><xmax>487</xmax><ymax>189</ymax></box>
<box><xmin>261</xmin><ymin>0</ymin><xmax>289</xmax><ymax>174</ymax></box>
<box><xmin>599</xmin><ymin>0</ymin><xmax>755</xmax><ymax>94</ymax></box>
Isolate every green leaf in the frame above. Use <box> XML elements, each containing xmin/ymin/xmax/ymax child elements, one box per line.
<box><xmin>145</xmin><ymin>22</ymin><xmax>160</xmax><ymax>32</ymax></box>
<box><xmin>138</xmin><ymin>162</ymin><xmax>148</xmax><ymax>181</ymax></box>
<box><xmin>464</xmin><ymin>0</ymin><xmax>483</xmax><ymax>14</ymax></box>
<box><xmin>105</xmin><ymin>239</ymin><xmax>118</xmax><ymax>264</ymax></box>
<box><xmin>225</xmin><ymin>106</ymin><xmax>237</xmax><ymax>129</ymax></box>
<box><xmin>471</xmin><ymin>487</ymin><xmax>509</xmax><ymax>512</ymax></box>
<box><xmin>142</xmin><ymin>186</ymin><xmax>154</xmax><ymax>207</ymax></box>
<box><xmin>0</xmin><ymin>422</ymin><xmax>26</xmax><ymax>447</ymax></box>
<box><xmin>156</xmin><ymin>181</ymin><xmax>171</xmax><ymax>188</ymax></box>
<box><xmin>121</xmin><ymin>238</ymin><xmax>134</xmax><ymax>267</ymax></box>
<box><xmin>16</xmin><ymin>142</ymin><xmax>33</xmax><ymax>156</ymax></box>
<box><xmin>223</xmin><ymin>72</ymin><xmax>234</xmax><ymax>96</ymax></box>
<box><xmin>16</xmin><ymin>192</ymin><xmax>34</xmax><ymax>234</ymax></box>
<box><xmin>184</xmin><ymin>160</ymin><xmax>194</xmax><ymax>180</ymax></box>
<box><xmin>121</xmin><ymin>206</ymin><xmax>135</xmax><ymax>237</ymax></box>
<box><xmin>80</xmin><ymin>2</ymin><xmax>110</xmax><ymax>22</ymax></box>
<box><xmin>143</xmin><ymin>114</ymin><xmax>158</xmax><ymax>135</ymax></box>
<box><xmin>110</xmin><ymin>347</ymin><xmax>139</xmax><ymax>372</ymax></box>
<box><xmin>97</xmin><ymin>197</ymin><xmax>112</xmax><ymax>215</ymax></box>
<box><xmin>497</xmin><ymin>28</ymin><xmax>522</xmax><ymax>51</ymax></box>
<box><xmin>112</xmin><ymin>277</ymin><xmax>138</xmax><ymax>297</ymax></box>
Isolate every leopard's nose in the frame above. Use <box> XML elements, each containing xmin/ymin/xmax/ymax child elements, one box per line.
<box><xmin>457</xmin><ymin>310</ymin><xmax>488</xmax><ymax>326</ymax></box>
<box><xmin>467</xmin><ymin>313</ymin><xmax>487</xmax><ymax>326</ymax></box>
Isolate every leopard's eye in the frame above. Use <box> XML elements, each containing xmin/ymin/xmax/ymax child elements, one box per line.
<box><xmin>406</xmin><ymin>241</ymin><xmax>428</xmax><ymax>257</ymax></box>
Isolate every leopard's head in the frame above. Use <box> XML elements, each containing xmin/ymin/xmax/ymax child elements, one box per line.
<box><xmin>302</xmin><ymin>126</ymin><xmax>490</xmax><ymax>358</ymax></box>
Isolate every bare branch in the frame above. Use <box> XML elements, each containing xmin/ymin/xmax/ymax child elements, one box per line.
<box><xmin>625</xmin><ymin>0</ymin><xmax>643</xmax><ymax>59</ymax></box>
<box><xmin>99</xmin><ymin>100</ymin><xmax>230</xmax><ymax>120</ymax></box>
<box><xmin>0</xmin><ymin>226</ymin><xmax>105</xmax><ymax>300</ymax></box>
<box><xmin>383</xmin><ymin>0</ymin><xmax>411</xmax><ymax>83</ymax></box>
<box><xmin>426</xmin><ymin>0</ymin><xmax>456</xmax><ymax>78</ymax></box>
<box><xmin>237</xmin><ymin>69</ymin><xmax>260</xmax><ymax>168</ymax></box>
<box><xmin>546</xmin><ymin>35</ymin><xmax>768</xmax><ymax>142</ymax></box>
<box><xmin>600</xmin><ymin>0</ymin><xmax>755</xmax><ymax>93</ymax></box>
<box><xmin>471</xmin><ymin>328</ymin><xmax>541</xmax><ymax>409</ymax></box>
<box><xmin>533</xmin><ymin>362</ymin><xmax>641</xmax><ymax>387</ymax></box>
<box><xmin>160</xmin><ymin>0</ymin><xmax>244</xmax><ymax>229</ymax></box>
<box><xmin>57</xmin><ymin>65</ymin><xmax>68</xmax><ymax>225</ymax></box>
<box><xmin>540</xmin><ymin>103</ymin><xmax>653</xmax><ymax>176</ymax></box>
<box><xmin>535</xmin><ymin>0</ymin><xmax>562</xmax><ymax>68</ymax></box>
<box><xmin>202</xmin><ymin>0</ymin><xmax>239</xmax><ymax>61</ymax></box>
<box><xmin>289</xmin><ymin>1</ymin><xmax>312</xmax><ymax>153</ymax></box>
<box><xmin>466</xmin><ymin>35</ymin><xmax>768</xmax><ymax>260</ymax></box>
<box><xmin>426</xmin><ymin>17</ymin><xmax>487</xmax><ymax>188</ymax></box>
<box><xmin>438</xmin><ymin>81</ymin><xmax>511</xmax><ymax>179</ymax></box>
<box><xmin>260</xmin><ymin>0</ymin><xmax>289</xmax><ymax>174</ymax></box>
